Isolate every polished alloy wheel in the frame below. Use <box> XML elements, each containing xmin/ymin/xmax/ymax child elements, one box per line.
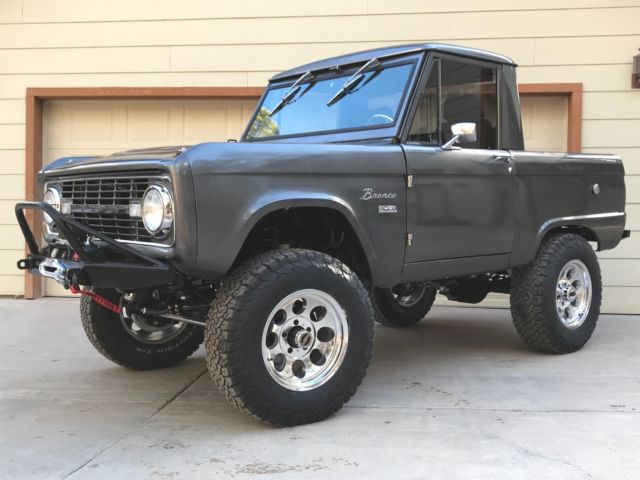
<box><xmin>261</xmin><ymin>289</ymin><xmax>349</xmax><ymax>391</ymax></box>
<box><xmin>391</xmin><ymin>282</ymin><xmax>428</xmax><ymax>307</ymax></box>
<box><xmin>555</xmin><ymin>259</ymin><xmax>592</xmax><ymax>330</ymax></box>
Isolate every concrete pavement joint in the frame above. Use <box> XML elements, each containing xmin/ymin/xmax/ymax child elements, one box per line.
<box><xmin>481</xmin><ymin>430</ymin><xmax>597</xmax><ymax>479</ymax></box>
<box><xmin>62</xmin><ymin>368</ymin><xmax>208</xmax><ymax>479</ymax></box>
<box><xmin>345</xmin><ymin>405</ymin><xmax>639</xmax><ymax>414</ymax></box>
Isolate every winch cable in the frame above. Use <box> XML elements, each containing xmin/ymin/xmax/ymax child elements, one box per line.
<box><xmin>69</xmin><ymin>285</ymin><xmax>122</xmax><ymax>314</ymax></box>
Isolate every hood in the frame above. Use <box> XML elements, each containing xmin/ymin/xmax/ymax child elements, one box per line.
<box><xmin>41</xmin><ymin>145</ymin><xmax>191</xmax><ymax>177</ymax></box>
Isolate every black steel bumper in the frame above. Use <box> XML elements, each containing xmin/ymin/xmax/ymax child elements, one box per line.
<box><xmin>15</xmin><ymin>202</ymin><xmax>176</xmax><ymax>290</ymax></box>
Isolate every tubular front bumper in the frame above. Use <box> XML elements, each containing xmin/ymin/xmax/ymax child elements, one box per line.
<box><xmin>15</xmin><ymin>201</ymin><xmax>176</xmax><ymax>290</ymax></box>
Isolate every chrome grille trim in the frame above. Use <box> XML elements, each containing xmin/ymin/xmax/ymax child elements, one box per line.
<box><xmin>46</xmin><ymin>175</ymin><xmax>174</xmax><ymax>248</ymax></box>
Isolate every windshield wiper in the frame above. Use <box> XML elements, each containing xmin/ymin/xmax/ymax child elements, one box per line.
<box><xmin>269</xmin><ymin>71</ymin><xmax>314</xmax><ymax>116</ymax></box>
<box><xmin>327</xmin><ymin>57</ymin><xmax>381</xmax><ymax>107</ymax></box>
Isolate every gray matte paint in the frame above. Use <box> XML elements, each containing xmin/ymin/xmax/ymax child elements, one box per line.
<box><xmin>37</xmin><ymin>44</ymin><xmax>627</xmax><ymax>288</ymax></box>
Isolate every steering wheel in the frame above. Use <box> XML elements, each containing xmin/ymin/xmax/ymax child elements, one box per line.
<box><xmin>366</xmin><ymin>113</ymin><xmax>394</xmax><ymax>126</ymax></box>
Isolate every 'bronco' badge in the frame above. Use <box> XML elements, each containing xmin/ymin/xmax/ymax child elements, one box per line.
<box><xmin>360</xmin><ymin>188</ymin><xmax>397</xmax><ymax>200</ymax></box>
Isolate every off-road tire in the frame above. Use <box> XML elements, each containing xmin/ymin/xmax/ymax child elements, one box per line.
<box><xmin>370</xmin><ymin>284</ymin><xmax>437</xmax><ymax>327</ymax></box>
<box><xmin>510</xmin><ymin>233</ymin><xmax>602</xmax><ymax>354</ymax></box>
<box><xmin>205</xmin><ymin>249</ymin><xmax>374</xmax><ymax>427</ymax></box>
<box><xmin>80</xmin><ymin>288</ymin><xmax>204</xmax><ymax>370</ymax></box>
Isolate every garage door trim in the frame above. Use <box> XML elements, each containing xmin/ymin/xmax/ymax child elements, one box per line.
<box><xmin>23</xmin><ymin>83</ymin><xmax>582</xmax><ymax>298</ymax></box>
<box><xmin>518</xmin><ymin>83</ymin><xmax>582</xmax><ymax>153</ymax></box>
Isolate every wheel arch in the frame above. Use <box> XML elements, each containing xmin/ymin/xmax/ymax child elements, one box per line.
<box><xmin>539</xmin><ymin>223</ymin><xmax>600</xmax><ymax>248</ymax></box>
<box><xmin>231</xmin><ymin>194</ymin><xmax>376</xmax><ymax>286</ymax></box>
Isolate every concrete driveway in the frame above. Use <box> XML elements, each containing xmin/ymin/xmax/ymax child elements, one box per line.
<box><xmin>1</xmin><ymin>298</ymin><xmax>639</xmax><ymax>480</ymax></box>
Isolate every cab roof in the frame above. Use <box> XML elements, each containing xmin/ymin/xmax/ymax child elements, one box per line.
<box><xmin>270</xmin><ymin>43</ymin><xmax>516</xmax><ymax>82</ymax></box>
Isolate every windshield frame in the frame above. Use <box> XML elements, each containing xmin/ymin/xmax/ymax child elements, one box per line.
<box><xmin>241</xmin><ymin>53</ymin><xmax>424</xmax><ymax>142</ymax></box>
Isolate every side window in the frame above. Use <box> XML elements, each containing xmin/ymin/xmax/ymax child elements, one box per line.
<box><xmin>408</xmin><ymin>58</ymin><xmax>499</xmax><ymax>149</ymax></box>
<box><xmin>441</xmin><ymin>59</ymin><xmax>498</xmax><ymax>149</ymax></box>
<box><xmin>407</xmin><ymin>64</ymin><xmax>439</xmax><ymax>145</ymax></box>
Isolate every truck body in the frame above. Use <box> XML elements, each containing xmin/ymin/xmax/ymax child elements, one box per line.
<box><xmin>16</xmin><ymin>43</ymin><xmax>629</xmax><ymax>426</ymax></box>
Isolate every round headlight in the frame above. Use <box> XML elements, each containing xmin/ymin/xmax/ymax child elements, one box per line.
<box><xmin>142</xmin><ymin>185</ymin><xmax>174</xmax><ymax>235</ymax></box>
<box><xmin>43</xmin><ymin>187</ymin><xmax>61</xmax><ymax>226</ymax></box>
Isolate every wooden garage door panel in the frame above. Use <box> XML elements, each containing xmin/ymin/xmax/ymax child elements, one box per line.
<box><xmin>44</xmin><ymin>99</ymin><xmax>257</xmax><ymax>158</ymax></box>
<box><xmin>520</xmin><ymin>95</ymin><xmax>568</xmax><ymax>152</ymax></box>
<box><xmin>183</xmin><ymin>105</ymin><xmax>229</xmax><ymax>142</ymax></box>
<box><xmin>126</xmin><ymin>106</ymin><xmax>172</xmax><ymax>142</ymax></box>
<box><xmin>71</xmin><ymin>105</ymin><xmax>117</xmax><ymax>142</ymax></box>
<box><xmin>43</xmin><ymin>98</ymin><xmax>258</xmax><ymax>296</ymax></box>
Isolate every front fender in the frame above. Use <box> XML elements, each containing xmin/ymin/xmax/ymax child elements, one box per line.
<box><xmin>191</xmin><ymin>189</ymin><xmax>378</xmax><ymax>282</ymax></box>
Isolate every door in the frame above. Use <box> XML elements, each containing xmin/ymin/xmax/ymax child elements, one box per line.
<box><xmin>403</xmin><ymin>57</ymin><xmax>515</xmax><ymax>264</ymax></box>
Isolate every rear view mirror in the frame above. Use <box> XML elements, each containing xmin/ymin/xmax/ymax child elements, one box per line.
<box><xmin>443</xmin><ymin>122</ymin><xmax>477</xmax><ymax>149</ymax></box>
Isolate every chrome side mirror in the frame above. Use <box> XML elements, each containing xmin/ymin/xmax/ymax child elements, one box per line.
<box><xmin>442</xmin><ymin>122</ymin><xmax>477</xmax><ymax>149</ymax></box>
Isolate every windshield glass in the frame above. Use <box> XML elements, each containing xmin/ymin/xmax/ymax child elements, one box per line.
<box><xmin>246</xmin><ymin>62</ymin><xmax>414</xmax><ymax>140</ymax></box>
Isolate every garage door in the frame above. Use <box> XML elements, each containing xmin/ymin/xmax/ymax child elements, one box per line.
<box><xmin>521</xmin><ymin>95</ymin><xmax>568</xmax><ymax>152</ymax></box>
<box><xmin>42</xmin><ymin>99</ymin><xmax>257</xmax><ymax>296</ymax></box>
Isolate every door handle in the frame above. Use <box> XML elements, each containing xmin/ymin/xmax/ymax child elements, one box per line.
<box><xmin>492</xmin><ymin>154</ymin><xmax>513</xmax><ymax>164</ymax></box>
<box><xmin>491</xmin><ymin>154</ymin><xmax>514</xmax><ymax>173</ymax></box>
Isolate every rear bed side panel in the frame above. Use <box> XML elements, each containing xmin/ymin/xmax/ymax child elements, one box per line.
<box><xmin>510</xmin><ymin>152</ymin><xmax>626</xmax><ymax>266</ymax></box>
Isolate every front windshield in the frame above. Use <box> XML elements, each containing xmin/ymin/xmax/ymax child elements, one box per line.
<box><xmin>246</xmin><ymin>62</ymin><xmax>414</xmax><ymax>140</ymax></box>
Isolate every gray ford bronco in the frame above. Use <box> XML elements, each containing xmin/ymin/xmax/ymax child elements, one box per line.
<box><xmin>16</xmin><ymin>43</ymin><xmax>629</xmax><ymax>426</ymax></box>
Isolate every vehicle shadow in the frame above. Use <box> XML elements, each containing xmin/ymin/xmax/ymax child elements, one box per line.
<box><xmin>184</xmin><ymin>307</ymin><xmax>541</xmax><ymax>428</ymax></box>
<box><xmin>371</xmin><ymin>306</ymin><xmax>531</xmax><ymax>366</ymax></box>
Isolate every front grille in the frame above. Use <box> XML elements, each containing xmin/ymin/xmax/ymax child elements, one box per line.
<box><xmin>53</xmin><ymin>175</ymin><xmax>173</xmax><ymax>246</ymax></box>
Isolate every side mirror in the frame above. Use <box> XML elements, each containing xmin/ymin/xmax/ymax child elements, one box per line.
<box><xmin>442</xmin><ymin>122</ymin><xmax>477</xmax><ymax>149</ymax></box>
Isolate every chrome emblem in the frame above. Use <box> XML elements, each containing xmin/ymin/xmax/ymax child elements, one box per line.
<box><xmin>360</xmin><ymin>188</ymin><xmax>397</xmax><ymax>200</ymax></box>
<box><xmin>378</xmin><ymin>205</ymin><xmax>397</xmax><ymax>214</ymax></box>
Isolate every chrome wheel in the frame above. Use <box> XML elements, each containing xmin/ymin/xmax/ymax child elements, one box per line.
<box><xmin>261</xmin><ymin>289</ymin><xmax>349</xmax><ymax>391</ymax></box>
<box><xmin>556</xmin><ymin>259</ymin><xmax>592</xmax><ymax>330</ymax></box>
<box><xmin>391</xmin><ymin>282</ymin><xmax>428</xmax><ymax>307</ymax></box>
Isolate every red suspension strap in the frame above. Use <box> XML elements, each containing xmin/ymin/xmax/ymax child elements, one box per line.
<box><xmin>69</xmin><ymin>285</ymin><xmax>122</xmax><ymax>314</ymax></box>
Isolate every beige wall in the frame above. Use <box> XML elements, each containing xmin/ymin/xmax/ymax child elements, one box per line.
<box><xmin>0</xmin><ymin>1</ymin><xmax>638</xmax><ymax>311</ymax></box>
